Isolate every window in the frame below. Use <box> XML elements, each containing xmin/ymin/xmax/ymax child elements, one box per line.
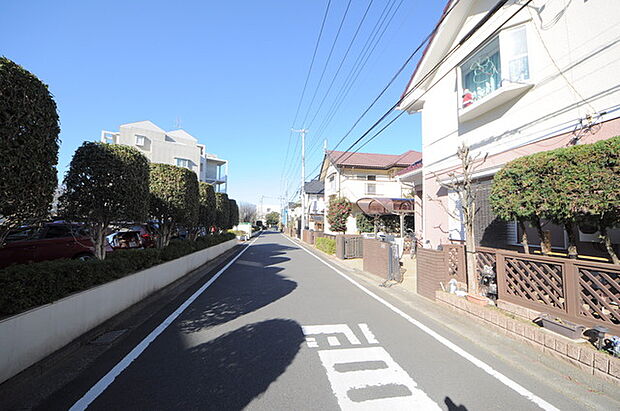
<box><xmin>135</xmin><ymin>135</ymin><xmax>146</xmax><ymax>146</ymax></box>
<box><xmin>366</xmin><ymin>183</ymin><xmax>377</xmax><ymax>195</ymax></box>
<box><xmin>176</xmin><ymin>158</ymin><xmax>191</xmax><ymax>169</ymax></box>
<box><xmin>367</xmin><ymin>175</ymin><xmax>376</xmax><ymax>181</ymax></box>
<box><xmin>328</xmin><ymin>174</ymin><xmax>336</xmax><ymax>191</ymax></box>
<box><xmin>460</xmin><ymin>25</ymin><xmax>529</xmax><ymax>108</ymax></box>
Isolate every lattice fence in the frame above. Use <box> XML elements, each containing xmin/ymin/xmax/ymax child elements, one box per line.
<box><xmin>504</xmin><ymin>257</ymin><xmax>565</xmax><ymax>310</ymax></box>
<box><xmin>476</xmin><ymin>248</ymin><xmax>496</xmax><ymax>277</ymax></box>
<box><xmin>578</xmin><ymin>266</ymin><xmax>620</xmax><ymax>327</ymax></box>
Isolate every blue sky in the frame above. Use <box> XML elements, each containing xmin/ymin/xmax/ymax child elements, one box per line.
<box><xmin>1</xmin><ymin>0</ymin><xmax>443</xmax><ymax>206</ymax></box>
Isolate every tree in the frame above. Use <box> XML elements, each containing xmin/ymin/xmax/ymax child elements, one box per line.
<box><xmin>198</xmin><ymin>182</ymin><xmax>216</xmax><ymax>232</ymax></box>
<box><xmin>431</xmin><ymin>144</ymin><xmax>486</xmax><ymax>294</ymax></box>
<box><xmin>61</xmin><ymin>142</ymin><xmax>150</xmax><ymax>259</ymax></box>
<box><xmin>215</xmin><ymin>192</ymin><xmax>230</xmax><ymax>230</ymax></box>
<box><xmin>149</xmin><ymin>163</ymin><xmax>199</xmax><ymax>247</ymax></box>
<box><xmin>356</xmin><ymin>213</ymin><xmax>374</xmax><ymax>233</ymax></box>
<box><xmin>265</xmin><ymin>211</ymin><xmax>280</xmax><ymax>226</ymax></box>
<box><xmin>238</xmin><ymin>201</ymin><xmax>257</xmax><ymax>223</ymax></box>
<box><xmin>327</xmin><ymin>197</ymin><xmax>351</xmax><ymax>233</ymax></box>
<box><xmin>229</xmin><ymin>199</ymin><xmax>239</xmax><ymax>228</ymax></box>
<box><xmin>0</xmin><ymin>57</ymin><xmax>60</xmax><ymax>246</ymax></box>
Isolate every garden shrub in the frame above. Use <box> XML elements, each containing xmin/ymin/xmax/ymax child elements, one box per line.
<box><xmin>315</xmin><ymin>237</ymin><xmax>336</xmax><ymax>255</ymax></box>
<box><xmin>327</xmin><ymin>197</ymin><xmax>351</xmax><ymax>233</ymax></box>
<box><xmin>0</xmin><ymin>232</ymin><xmax>235</xmax><ymax>317</ymax></box>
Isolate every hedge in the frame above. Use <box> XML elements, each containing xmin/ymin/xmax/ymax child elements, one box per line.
<box><xmin>0</xmin><ymin>232</ymin><xmax>235</xmax><ymax>317</ymax></box>
<box><xmin>315</xmin><ymin>237</ymin><xmax>336</xmax><ymax>255</ymax></box>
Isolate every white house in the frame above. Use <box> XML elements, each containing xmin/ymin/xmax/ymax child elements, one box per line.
<box><xmin>399</xmin><ymin>0</ymin><xmax>620</xmax><ymax>254</ymax></box>
<box><xmin>101</xmin><ymin>120</ymin><xmax>228</xmax><ymax>193</ymax></box>
<box><xmin>319</xmin><ymin>150</ymin><xmax>422</xmax><ymax>234</ymax></box>
<box><xmin>304</xmin><ymin>180</ymin><xmax>325</xmax><ymax>231</ymax></box>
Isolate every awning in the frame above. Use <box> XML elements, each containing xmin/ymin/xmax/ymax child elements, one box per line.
<box><xmin>355</xmin><ymin>197</ymin><xmax>415</xmax><ymax>216</ymax></box>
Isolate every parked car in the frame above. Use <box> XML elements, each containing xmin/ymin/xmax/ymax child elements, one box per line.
<box><xmin>0</xmin><ymin>222</ymin><xmax>112</xmax><ymax>268</ymax></box>
<box><xmin>107</xmin><ymin>225</ymin><xmax>157</xmax><ymax>249</ymax></box>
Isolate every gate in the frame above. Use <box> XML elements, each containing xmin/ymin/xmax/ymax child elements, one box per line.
<box><xmin>344</xmin><ymin>236</ymin><xmax>363</xmax><ymax>258</ymax></box>
<box><xmin>387</xmin><ymin>242</ymin><xmax>402</xmax><ymax>282</ymax></box>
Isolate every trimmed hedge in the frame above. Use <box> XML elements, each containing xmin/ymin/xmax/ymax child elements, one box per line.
<box><xmin>315</xmin><ymin>237</ymin><xmax>336</xmax><ymax>255</ymax></box>
<box><xmin>0</xmin><ymin>233</ymin><xmax>235</xmax><ymax>317</ymax></box>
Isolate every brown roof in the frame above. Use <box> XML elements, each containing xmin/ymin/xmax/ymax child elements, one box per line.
<box><xmin>327</xmin><ymin>150</ymin><xmax>421</xmax><ymax>169</ymax></box>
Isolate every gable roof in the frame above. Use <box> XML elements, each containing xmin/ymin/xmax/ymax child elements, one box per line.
<box><xmin>398</xmin><ymin>0</ymin><xmax>474</xmax><ymax>112</ymax></box>
<box><xmin>395</xmin><ymin>159</ymin><xmax>423</xmax><ymax>176</ymax></box>
<box><xmin>326</xmin><ymin>150</ymin><xmax>421</xmax><ymax>170</ymax></box>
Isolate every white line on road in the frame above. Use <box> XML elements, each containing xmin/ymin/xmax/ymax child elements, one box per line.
<box><xmin>69</xmin><ymin>236</ymin><xmax>261</xmax><ymax>411</ymax></box>
<box><xmin>358</xmin><ymin>323</ymin><xmax>378</xmax><ymax>344</ymax></box>
<box><xmin>327</xmin><ymin>336</ymin><xmax>341</xmax><ymax>346</ymax></box>
<box><xmin>286</xmin><ymin>235</ymin><xmax>559</xmax><ymax>411</ymax></box>
<box><xmin>302</xmin><ymin>324</ymin><xmax>362</xmax><ymax>345</ymax></box>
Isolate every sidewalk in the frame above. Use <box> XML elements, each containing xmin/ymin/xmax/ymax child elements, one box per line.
<box><xmin>289</xmin><ymin>235</ymin><xmax>620</xmax><ymax>408</ymax></box>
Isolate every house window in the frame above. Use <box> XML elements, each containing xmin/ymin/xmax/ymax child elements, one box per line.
<box><xmin>366</xmin><ymin>183</ymin><xmax>377</xmax><ymax>195</ymax></box>
<box><xmin>328</xmin><ymin>174</ymin><xmax>336</xmax><ymax>191</ymax></box>
<box><xmin>460</xmin><ymin>25</ymin><xmax>529</xmax><ymax>108</ymax></box>
<box><xmin>135</xmin><ymin>135</ymin><xmax>146</xmax><ymax>146</ymax></box>
<box><xmin>367</xmin><ymin>175</ymin><xmax>376</xmax><ymax>181</ymax></box>
<box><xmin>176</xmin><ymin>158</ymin><xmax>191</xmax><ymax>169</ymax></box>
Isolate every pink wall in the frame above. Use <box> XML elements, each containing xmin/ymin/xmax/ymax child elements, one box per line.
<box><xmin>422</xmin><ymin>117</ymin><xmax>620</xmax><ymax>248</ymax></box>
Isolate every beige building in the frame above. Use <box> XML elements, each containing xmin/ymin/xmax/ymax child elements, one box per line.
<box><xmin>319</xmin><ymin>150</ymin><xmax>421</xmax><ymax>234</ymax></box>
<box><xmin>101</xmin><ymin>120</ymin><xmax>228</xmax><ymax>193</ymax></box>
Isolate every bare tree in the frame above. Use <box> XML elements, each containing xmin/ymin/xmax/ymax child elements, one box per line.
<box><xmin>429</xmin><ymin>144</ymin><xmax>487</xmax><ymax>295</ymax></box>
<box><xmin>238</xmin><ymin>201</ymin><xmax>257</xmax><ymax>223</ymax></box>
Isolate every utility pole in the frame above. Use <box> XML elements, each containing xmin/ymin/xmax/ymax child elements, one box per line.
<box><xmin>292</xmin><ymin>128</ymin><xmax>308</xmax><ymax>231</ymax></box>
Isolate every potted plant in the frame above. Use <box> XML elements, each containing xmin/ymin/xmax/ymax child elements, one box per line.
<box><xmin>540</xmin><ymin>314</ymin><xmax>585</xmax><ymax>339</ymax></box>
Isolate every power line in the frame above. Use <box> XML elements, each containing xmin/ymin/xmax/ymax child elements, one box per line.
<box><xmin>300</xmin><ymin>0</ymin><xmax>354</xmax><ymax>128</ymax></box>
<box><xmin>334</xmin><ymin>0</ymin><xmax>526</xmax><ymax>167</ymax></box>
<box><xmin>302</xmin><ymin>0</ymin><xmax>464</xmax><ymax>180</ymax></box>
<box><xmin>280</xmin><ymin>0</ymin><xmax>332</xmax><ymax>192</ymax></box>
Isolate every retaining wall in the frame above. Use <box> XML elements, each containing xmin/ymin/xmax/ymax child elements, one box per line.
<box><xmin>0</xmin><ymin>239</ymin><xmax>237</xmax><ymax>384</ymax></box>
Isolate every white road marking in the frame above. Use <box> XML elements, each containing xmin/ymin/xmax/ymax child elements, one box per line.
<box><xmin>286</xmin><ymin>235</ymin><xmax>559</xmax><ymax>411</ymax></box>
<box><xmin>358</xmin><ymin>323</ymin><xmax>378</xmax><ymax>344</ymax></box>
<box><xmin>318</xmin><ymin>346</ymin><xmax>439</xmax><ymax>410</ymax></box>
<box><xmin>327</xmin><ymin>336</ymin><xmax>341</xmax><ymax>346</ymax></box>
<box><xmin>302</xmin><ymin>324</ymin><xmax>361</xmax><ymax>345</ymax></box>
<box><xmin>69</xmin><ymin>236</ymin><xmax>260</xmax><ymax>411</ymax></box>
<box><xmin>306</xmin><ymin>337</ymin><xmax>319</xmax><ymax>348</ymax></box>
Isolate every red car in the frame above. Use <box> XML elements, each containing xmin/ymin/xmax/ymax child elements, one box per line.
<box><xmin>0</xmin><ymin>222</ymin><xmax>111</xmax><ymax>268</ymax></box>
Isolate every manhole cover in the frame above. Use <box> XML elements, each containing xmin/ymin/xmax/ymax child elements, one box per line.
<box><xmin>90</xmin><ymin>329</ymin><xmax>127</xmax><ymax>345</ymax></box>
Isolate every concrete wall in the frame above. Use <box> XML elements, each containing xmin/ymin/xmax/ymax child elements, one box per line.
<box><xmin>0</xmin><ymin>239</ymin><xmax>237</xmax><ymax>384</ymax></box>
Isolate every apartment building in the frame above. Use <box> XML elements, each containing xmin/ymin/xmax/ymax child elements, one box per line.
<box><xmin>101</xmin><ymin>120</ymin><xmax>228</xmax><ymax>193</ymax></box>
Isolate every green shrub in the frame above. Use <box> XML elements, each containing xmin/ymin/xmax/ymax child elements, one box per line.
<box><xmin>315</xmin><ymin>237</ymin><xmax>336</xmax><ymax>255</ymax></box>
<box><xmin>0</xmin><ymin>233</ymin><xmax>235</xmax><ymax>317</ymax></box>
<box><xmin>0</xmin><ymin>57</ymin><xmax>60</xmax><ymax>245</ymax></box>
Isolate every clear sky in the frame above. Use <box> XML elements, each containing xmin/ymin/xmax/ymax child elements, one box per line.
<box><xmin>1</xmin><ymin>0</ymin><xmax>443</xmax><ymax>207</ymax></box>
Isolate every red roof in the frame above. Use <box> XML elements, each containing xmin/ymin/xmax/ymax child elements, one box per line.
<box><xmin>327</xmin><ymin>150</ymin><xmax>421</xmax><ymax>169</ymax></box>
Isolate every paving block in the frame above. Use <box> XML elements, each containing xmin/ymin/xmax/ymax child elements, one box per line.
<box><xmin>544</xmin><ymin>333</ymin><xmax>556</xmax><ymax>348</ymax></box>
<box><xmin>579</xmin><ymin>348</ymin><xmax>594</xmax><ymax>367</ymax></box>
<box><xmin>506</xmin><ymin>319</ymin><xmax>516</xmax><ymax>333</ymax></box>
<box><xmin>609</xmin><ymin>358</ymin><xmax>620</xmax><ymax>379</ymax></box>
<box><xmin>524</xmin><ymin>326</ymin><xmax>535</xmax><ymax>341</ymax></box>
<box><xmin>533</xmin><ymin>328</ymin><xmax>545</xmax><ymax>345</ymax></box>
<box><xmin>554</xmin><ymin>339</ymin><xmax>568</xmax><ymax>356</ymax></box>
<box><xmin>594</xmin><ymin>352</ymin><xmax>610</xmax><ymax>373</ymax></box>
<box><xmin>497</xmin><ymin>315</ymin><xmax>507</xmax><ymax>329</ymax></box>
<box><xmin>566</xmin><ymin>344</ymin><xmax>580</xmax><ymax>360</ymax></box>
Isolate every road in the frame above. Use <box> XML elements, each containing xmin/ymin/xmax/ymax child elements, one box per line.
<box><xmin>38</xmin><ymin>232</ymin><xmax>615</xmax><ymax>410</ymax></box>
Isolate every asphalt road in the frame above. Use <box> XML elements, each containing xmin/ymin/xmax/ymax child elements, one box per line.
<box><xmin>37</xmin><ymin>232</ymin><xmax>614</xmax><ymax>410</ymax></box>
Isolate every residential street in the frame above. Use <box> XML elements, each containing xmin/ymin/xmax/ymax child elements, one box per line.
<box><xmin>37</xmin><ymin>232</ymin><xmax>618</xmax><ymax>410</ymax></box>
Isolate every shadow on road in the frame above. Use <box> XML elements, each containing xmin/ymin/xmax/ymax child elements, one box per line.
<box><xmin>445</xmin><ymin>396</ymin><xmax>468</xmax><ymax>410</ymax></box>
<box><xmin>91</xmin><ymin>319</ymin><xmax>305</xmax><ymax>410</ymax></box>
<box><xmin>178</xmin><ymin>242</ymin><xmax>298</xmax><ymax>334</ymax></box>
